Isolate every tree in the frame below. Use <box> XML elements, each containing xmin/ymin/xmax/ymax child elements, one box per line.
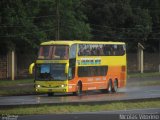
<box><xmin>0</xmin><ymin>0</ymin><xmax>91</xmax><ymax>55</ymax></box>
<box><xmin>0</xmin><ymin>0</ymin><xmax>46</xmax><ymax>54</ymax></box>
<box><xmin>85</xmin><ymin>0</ymin><xmax>152</xmax><ymax>52</ymax></box>
<box><xmin>32</xmin><ymin>0</ymin><xmax>91</xmax><ymax>40</ymax></box>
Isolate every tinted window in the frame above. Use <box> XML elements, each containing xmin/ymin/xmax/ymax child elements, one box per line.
<box><xmin>36</xmin><ymin>64</ymin><xmax>67</xmax><ymax>80</ymax></box>
<box><xmin>38</xmin><ymin>46</ymin><xmax>52</xmax><ymax>59</ymax></box>
<box><xmin>38</xmin><ymin>45</ymin><xmax>69</xmax><ymax>60</ymax></box>
<box><xmin>78</xmin><ymin>66</ymin><xmax>108</xmax><ymax>77</ymax></box>
<box><xmin>78</xmin><ymin>44</ymin><xmax>125</xmax><ymax>56</ymax></box>
<box><xmin>69</xmin><ymin>44</ymin><xmax>77</xmax><ymax>59</ymax></box>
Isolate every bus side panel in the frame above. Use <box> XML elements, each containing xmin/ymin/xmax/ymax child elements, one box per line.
<box><xmin>120</xmin><ymin>66</ymin><xmax>127</xmax><ymax>87</ymax></box>
<box><xmin>68</xmin><ymin>77</ymin><xmax>78</xmax><ymax>92</ymax></box>
<box><xmin>106</xmin><ymin>66</ymin><xmax>126</xmax><ymax>88</ymax></box>
<box><xmin>68</xmin><ymin>66</ymin><xmax>127</xmax><ymax>92</ymax></box>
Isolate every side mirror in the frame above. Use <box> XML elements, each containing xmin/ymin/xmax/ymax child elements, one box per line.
<box><xmin>29</xmin><ymin>63</ymin><xmax>35</xmax><ymax>74</ymax></box>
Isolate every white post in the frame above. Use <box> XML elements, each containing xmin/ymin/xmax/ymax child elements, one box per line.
<box><xmin>138</xmin><ymin>49</ymin><xmax>140</xmax><ymax>71</ymax></box>
<box><xmin>159</xmin><ymin>40</ymin><xmax>160</xmax><ymax>72</ymax></box>
<box><xmin>11</xmin><ymin>50</ymin><xmax>15</xmax><ymax>80</ymax></box>
<box><xmin>138</xmin><ymin>43</ymin><xmax>144</xmax><ymax>73</ymax></box>
<box><xmin>140</xmin><ymin>49</ymin><xmax>144</xmax><ymax>73</ymax></box>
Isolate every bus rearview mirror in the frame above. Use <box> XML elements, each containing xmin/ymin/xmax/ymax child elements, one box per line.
<box><xmin>29</xmin><ymin>63</ymin><xmax>35</xmax><ymax>74</ymax></box>
<box><xmin>65</xmin><ymin>63</ymin><xmax>69</xmax><ymax>74</ymax></box>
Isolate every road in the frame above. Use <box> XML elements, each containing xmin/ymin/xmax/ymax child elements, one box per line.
<box><xmin>1</xmin><ymin>76</ymin><xmax>160</xmax><ymax>120</ymax></box>
<box><xmin>0</xmin><ymin>76</ymin><xmax>160</xmax><ymax>106</ymax></box>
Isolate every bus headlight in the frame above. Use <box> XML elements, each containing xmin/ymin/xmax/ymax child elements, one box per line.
<box><xmin>37</xmin><ymin>85</ymin><xmax>41</xmax><ymax>88</ymax></box>
<box><xmin>61</xmin><ymin>84</ymin><xmax>66</xmax><ymax>88</ymax></box>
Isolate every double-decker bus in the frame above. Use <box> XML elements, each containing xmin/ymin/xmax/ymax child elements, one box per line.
<box><xmin>29</xmin><ymin>40</ymin><xmax>127</xmax><ymax>96</ymax></box>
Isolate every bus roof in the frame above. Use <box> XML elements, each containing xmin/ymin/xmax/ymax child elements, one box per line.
<box><xmin>41</xmin><ymin>40</ymin><xmax>125</xmax><ymax>46</ymax></box>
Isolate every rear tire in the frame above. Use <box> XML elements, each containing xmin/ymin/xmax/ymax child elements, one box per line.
<box><xmin>112</xmin><ymin>80</ymin><xmax>118</xmax><ymax>93</ymax></box>
<box><xmin>101</xmin><ymin>80</ymin><xmax>112</xmax><ymax>93</ymax></box>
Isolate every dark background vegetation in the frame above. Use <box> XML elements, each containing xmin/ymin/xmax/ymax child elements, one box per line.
<box><xmin>0</xmin><ymin>0</ymin><xmax>160</xmax><ymax>55</ymax></box>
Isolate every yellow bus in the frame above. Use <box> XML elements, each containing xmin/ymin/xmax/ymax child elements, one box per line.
<box><xmin>29</xmin><ymin>40</ymin><xmax>127</xmax><ymax>96</ymax></box>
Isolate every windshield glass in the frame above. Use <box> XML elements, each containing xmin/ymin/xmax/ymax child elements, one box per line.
<box><xmin>38</xmin><ymin>45</ymin><xmax>69</xmax><ymax>60</ymax></box>
<box><xmin>35</xmin><ymin>64</ymin><xmax>67</xmax><ymax>81</ymax></box>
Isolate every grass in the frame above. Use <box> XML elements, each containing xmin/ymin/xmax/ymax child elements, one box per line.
<box><xmin>0</xmin><ymin>79</ymin><xmax>35</xmax><ymax>96</ymax></box>
<box><xmin>128</xmin><ymin>81</ymin><xmax>160</xmax><ymax>86</ymax></box>
<box><xmin>0</xmin><ymin>88</ymin><xmax>35</xmax><ymax>96</ymax></box>
<box><xmin>143</xmin><ymin>81</ymin><xmax>160</xmax><ymax>86</ymax></box>
<box><xmin>0</xmin><ymin>79</ymin><xmax>33</xmax><ymax>87</ymax></box>
<box><xmin>128</xmin><ymin>72</ymin><xmax>160</xmax><ymax>78</ymax></box>
<box><xmin>0</xmin><ymin>99</ymin><xmax>160</xmax><ymax>115</ymax></box>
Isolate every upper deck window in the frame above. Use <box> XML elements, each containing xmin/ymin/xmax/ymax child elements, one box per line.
<box><xmin>38</xmin><ymin>45</ymin><xmax>69</xmax><ymax>60</ymax></box>
<box><xmin>78</xmin><ymin>44</ymin><xmax>125</xmax><ymax>56</ymax></box>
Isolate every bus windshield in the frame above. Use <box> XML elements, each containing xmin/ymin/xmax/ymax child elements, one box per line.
<box><xmin>36</xmin><ymin>64</ymin><xmax>67</xmax><ymax>81</ymax></box>
<box><xmin>38</xmin><ymin>45</ymin><xmax>69</xmax><ymax>60</ymax></box>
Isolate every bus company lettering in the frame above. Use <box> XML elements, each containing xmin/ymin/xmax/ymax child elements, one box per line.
<box><xmin>78</xmin><ymin>58</ymin><xmax>101</xmax><ymax>65</ymax></box>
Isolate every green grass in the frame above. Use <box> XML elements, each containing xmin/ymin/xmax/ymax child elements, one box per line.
<box><xmin>0</xmin><ymin>79</ymin><xmax>33</xmax><ymax>87</ymax></box>
<box><xmin>0</xmin><ymin>88</ymin><xmax>35</xmax><ymax>96</ymax></box>
<box><xmin>129</xmin><ymin>81</ymin><xmax>160</xmax><ymax>86</ymax></box>
<box><xmin>0</xmin><ymin>79</ymin><xmax>35</xmax><ymax>96</ymax></box>
<box><xmin>0</xmin><ymin>99</ymin><xmax>160</xmax><ymax>115</ymax></box>
<box><xmin>128</xmin><ymin>72</ymin><xmax>160</xmax><ymax>78</ymax></box>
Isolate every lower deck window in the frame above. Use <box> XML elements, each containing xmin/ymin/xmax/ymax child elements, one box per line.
<box><xmin>78</xmin><ymin>66</ymin><xmax>108</xmax><ymax>77</ymax></box>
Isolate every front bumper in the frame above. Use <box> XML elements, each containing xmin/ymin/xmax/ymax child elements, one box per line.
<box><xmin>35</xmin><ymin>87</ymin><xmax>67</xmax><ymax>93</ymax></box>
<box><xmin>35</xmin><ymin>80</ymin><xmax>68</xmax><ymax>93</ymax></box>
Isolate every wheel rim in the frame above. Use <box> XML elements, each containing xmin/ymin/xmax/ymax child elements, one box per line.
<box><xmin>108</xmin><ymin>81</ymin><xmax>112</xmax><ymax>92</ymax></box>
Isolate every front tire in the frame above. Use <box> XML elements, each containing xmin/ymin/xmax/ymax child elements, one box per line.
<box><xmin>107</xmin><ymin>80</ymin><xmax>112</xmax><ymax>93</ymax></box>
<box><xmin>48</xmin><ymin>92</ymin><xmax>54</xmax><ymax>96</ymax></box>
<box><xmin>73</xmin><ymin>82</ymin><xmax>82</xmax><ymax>96</ymax></box>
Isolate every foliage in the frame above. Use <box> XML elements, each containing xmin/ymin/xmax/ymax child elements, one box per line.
<box><xmin>85</xmin><ymin>0</ymin><xmax>155</xmax><ymax>52</ymax></box>
<box><xmin>0</xmin><ymin>0</ymin><xmax>159</xmax><ymax>54</ymax></box>
<box><xmin>0</xmin><ymin>0</ymin><xmax>91</xmax><ymax>54</ymax></box>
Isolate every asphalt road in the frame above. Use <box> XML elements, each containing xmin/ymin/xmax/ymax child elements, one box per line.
<box><xmin>1</xmin><ymin>77</ymin><xmax>160</xmax><ymax>120</ymax></box>
<box><xmin>0</xmin><ymin>86</ymin><xmax>160</xmax><ymax>106</ymax></box>
<box><xmin>0</xmin><ymin>76</ymin><xmax>160</xmax><ymax>106</ymax></box>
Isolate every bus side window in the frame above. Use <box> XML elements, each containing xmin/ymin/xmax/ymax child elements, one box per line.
<box><xmin>68</xmin><ymin>67</ymin><xmax>72</xmax><ymax>79</ymax></box>
<box><xmin>70</xmin><ymin>44</ymin><xmax>77</xmax><ymax>58</ymax></box>
<box><xmin>68</xmin><ymin>67</ymin><xmax>75</xmax><ymax>80</ymax></box>
<box><xmin>116</xmin><ymin>45</ymin><xmax>125</xmax><ymax>56</ymax></box>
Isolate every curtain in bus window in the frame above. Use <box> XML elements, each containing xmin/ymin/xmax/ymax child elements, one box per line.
<box><xmin>38</xmin><ymin>46</ymin><xmax>53</xmax><ymax>59</ymax></box>
<box><xmin>78</xmin><ymin>66</ymin><xmax>108</xmax><ymax>77</ymax></box>
<box><xmin>53</xmin><ymin>46</ymin><xmax>69</xmax><ymax>59</ymax></box>
<box><xmin>78</xmin><ymin>44</ymin><xmax>125</xmax><ymax>56</ymax></box>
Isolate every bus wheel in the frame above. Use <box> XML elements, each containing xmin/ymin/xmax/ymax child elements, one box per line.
<box><xmin>74</xmin><ymin>82</ymin><xmax>82</xmax><ymax>96</ymax></box>
<box><xmin>112</xmin><ymin>80</ymin><xmax>118</xmax><ymax>93</ymax></box>
<box><xmin>48</xmin><ymin>92</ymin><xmax>54</xmax><ymax>96</ymax></box>
<box><xmin>107</xmin><ymin>80</ymin><xmax>112</xmax><ymax>93</ymax></box>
